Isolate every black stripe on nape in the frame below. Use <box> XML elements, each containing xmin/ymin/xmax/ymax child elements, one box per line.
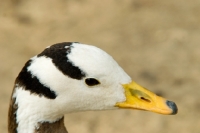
<box><xmin>38</xmin><ymin>42</ymin><xmax>86</xmax><ymax>80</ymax></box>
<box><xmin>16</xmin><ymin>60</ymin><xmax>57</xmax><ymax>99</ymax></box>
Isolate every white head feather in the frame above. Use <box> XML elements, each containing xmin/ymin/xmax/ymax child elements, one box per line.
<box><xmin>13</xmin><ymin>42</ymin><xmax>131</xmax><ymax>132</ymax></box>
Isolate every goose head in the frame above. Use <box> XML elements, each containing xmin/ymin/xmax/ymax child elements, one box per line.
<box><xmin>9</xmin><ymin>42</ymin><xmax>177</xmax><ymax>133</ymax></box>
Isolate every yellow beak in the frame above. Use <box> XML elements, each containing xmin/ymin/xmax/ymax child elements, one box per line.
<box><xmin>116</xmin><ymin>81</ymin><xmax>178</xmax><ymax>115</ymax></box>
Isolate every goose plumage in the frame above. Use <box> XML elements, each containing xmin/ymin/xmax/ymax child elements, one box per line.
<box><xmin>8</xmin><ymin>42</ymin><xmax>177</xmax><ymax>133</ymax></box>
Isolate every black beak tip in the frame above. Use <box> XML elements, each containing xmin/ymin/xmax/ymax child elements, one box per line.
<box><xmin>166</xmin><ymin>100</ymin><xmax>178</xmax><ymax>115</ymax></box>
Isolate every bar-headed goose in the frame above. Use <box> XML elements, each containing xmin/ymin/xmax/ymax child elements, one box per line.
<box><xmin>8</xmin><ymin>42</ymin><xmax>177</xmax><ymax>133</ymax></box>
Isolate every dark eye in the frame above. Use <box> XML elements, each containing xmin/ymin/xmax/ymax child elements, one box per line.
<box><xmin>85</xmin><ymin>78</ymin><xmax>100</xmax><ymax>86</ymax></box>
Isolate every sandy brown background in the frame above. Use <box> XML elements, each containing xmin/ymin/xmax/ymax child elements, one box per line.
<box><xmin>0</xmin><ymin>0</ymin><xmax>200</xmax><ymax>133</ymax></box>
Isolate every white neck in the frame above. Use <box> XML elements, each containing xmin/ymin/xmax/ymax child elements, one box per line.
<box><xmin>8</xmin><ymin>86</ymin><xmax>65</xmax><ymax>133</ymax></box>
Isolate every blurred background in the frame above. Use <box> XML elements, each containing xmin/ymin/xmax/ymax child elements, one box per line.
<box><xmin>0</xmin><ymin>0</ymin><xmax>200</xmax><ymax>133</ymax></box>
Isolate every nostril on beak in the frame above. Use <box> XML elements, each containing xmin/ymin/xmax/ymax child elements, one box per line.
<box><xmin>140</xmin><ymin>97</ymin><xmax>151</xmax><ymax>103</ymax></box>
<box><xmin>166</xmin><ymin>100</ymin><xmax>178</xmax><ymax>115</ymax></box>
